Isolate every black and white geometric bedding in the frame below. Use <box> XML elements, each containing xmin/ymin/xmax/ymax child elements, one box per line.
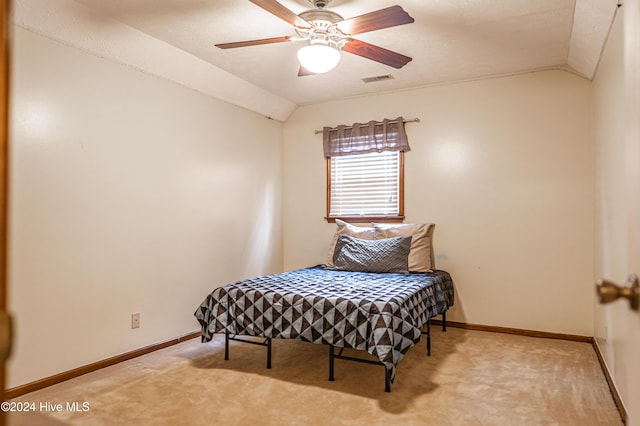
<box><xmin>194</xmin><ymin>266</ymin><xmax>454</xmax><ymax>379</ymax></box>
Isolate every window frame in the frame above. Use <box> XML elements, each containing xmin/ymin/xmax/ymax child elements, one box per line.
<box><xmin>325</xmin><ymin>151</ymin><xmax>405</xmax><ymax>224</ymax></box>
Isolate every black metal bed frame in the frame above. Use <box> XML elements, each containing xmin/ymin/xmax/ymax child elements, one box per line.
<box><xmin>223</xmin><ymin>311</ymin><xmax>447</xmax><ymax>392</ymax></box>
<box><xmin>224</xmin><ymin>333</ymin><xmax>273</xmax><ymax>368</ymax></box>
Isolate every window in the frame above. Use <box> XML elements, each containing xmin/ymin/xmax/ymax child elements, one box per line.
<box><xmin>326</xmin><ymin>150</ymin><xmax>404</xmax><ymax>223</ymax></box>
<box><xmin>323</xmin><ymin>116</ymin><xmax>411</xmax><ymax>223</ymax></box>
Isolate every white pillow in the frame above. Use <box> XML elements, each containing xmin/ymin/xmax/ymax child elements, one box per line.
<box><xmin>325</xmin><ymin>219</ymin><xmax>376</xmax><ymax>268</ymax></box>
<box><xmin>372</xmin><ymin>223</ymin><xmax>435</xmax><ymax>272</ymax></box>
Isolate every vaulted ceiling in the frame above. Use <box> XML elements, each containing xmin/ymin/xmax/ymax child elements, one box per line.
<box><xmin>14</xmin><ymin>0</ymin><xmax>619</xmax><ymax>121</ymax></box>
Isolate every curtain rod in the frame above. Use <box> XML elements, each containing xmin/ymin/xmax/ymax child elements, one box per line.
<box><xmin>314</xmin><ymin>117</ymin><xmax>420</xmax><ymax>135</ymax></box>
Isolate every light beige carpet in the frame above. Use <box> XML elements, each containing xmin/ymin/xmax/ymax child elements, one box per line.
<box><xmin>9</xmin><ymin>328</ymin><xmax>622</xmax><ymax>425</ymax></box>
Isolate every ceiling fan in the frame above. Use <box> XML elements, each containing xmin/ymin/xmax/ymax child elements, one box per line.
<box><xmin>215</xmin><ymin>0</ymin><xmax>415</xmax><ymax>76</ymax></box>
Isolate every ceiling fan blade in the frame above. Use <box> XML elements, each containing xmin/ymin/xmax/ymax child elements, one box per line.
<box><xmin>298</xmin><ymin>66</ymin><xmax>316</xmax><ymax>77</ymax></box>
<box><xmin>215</xmin><ymin>36</ymin><xmax>291</xmax><ymax>49</ymax></box>
<box><xmin>249</xmin><ymin>0</ymin><xmax>311</xmax><ymax>28</ymax></box>
<box><xmin>342</xmin><ymin>39</ymin><xmax>412</xmax><ymax>69</ymax></box>
<box><xmin>336</xmin><ymin>5</ymin><xmax>414</xmax><ymax>35</ymax></box>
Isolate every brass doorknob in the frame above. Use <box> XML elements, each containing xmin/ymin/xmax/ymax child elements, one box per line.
<box><xmin>595</xmin><ymin>274</ymin><xmax>639</xmax><ymax>311</ymax></box>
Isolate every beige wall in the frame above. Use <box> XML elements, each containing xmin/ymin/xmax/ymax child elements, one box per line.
<box><xmin>283</xmin><ymin>70</ymin><xmax>594</xmax><ymax>336</ymax></box>
<box><xmin>8</xmin><ymin>28</ymin><xmax>283</xmax><ymax>388</ymax></box>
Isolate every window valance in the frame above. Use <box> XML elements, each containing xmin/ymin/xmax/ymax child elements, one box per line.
<box><xmin>322</xmin><ymin>116</ymin><xmax>411</xmax><ymax>158</ymax></box>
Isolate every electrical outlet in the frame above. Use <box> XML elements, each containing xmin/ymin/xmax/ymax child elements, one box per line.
<box><xmin>131</xmin><ymin>313</ymin><xmax>140</xmax><ymax>329</ymax></box>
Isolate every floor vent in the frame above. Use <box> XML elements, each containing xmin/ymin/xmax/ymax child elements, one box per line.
<box><xmin>362</xmin><ymin>74</ymin><xmax>394</xmax><ymax>83</ymax></box>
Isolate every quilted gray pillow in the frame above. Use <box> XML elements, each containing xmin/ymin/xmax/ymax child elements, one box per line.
<box><xmin>332</xmin><ymin>235</ymin><xmax>412</xmax><ymax>273</ymax></box>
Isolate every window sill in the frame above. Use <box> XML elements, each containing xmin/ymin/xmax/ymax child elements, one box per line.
<box><xmin>326</xmin><ymin>215</ymin><xmax>405</xmax><ymax>224</ymax></box>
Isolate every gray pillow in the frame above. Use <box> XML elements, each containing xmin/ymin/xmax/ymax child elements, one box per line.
<box><xmin>332</xmin><ymin>235</ymin><xmax>412</xmax><ymax>273</ymax></box>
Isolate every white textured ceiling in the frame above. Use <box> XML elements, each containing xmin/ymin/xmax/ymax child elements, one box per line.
<box><xmin>14</xmin><ymin>0</ymin><xmax>619</xmax><ymax>121</ymax></box>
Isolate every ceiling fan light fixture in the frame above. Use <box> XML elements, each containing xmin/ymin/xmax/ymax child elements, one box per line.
<box><xmin>297</xmin><ymin>44</ymin><xmax>341</xmax><ymax>74</ymax></box>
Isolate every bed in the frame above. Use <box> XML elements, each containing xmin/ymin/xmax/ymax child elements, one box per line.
<box><xmin>194</xmin><ymin>265</ymin><xmax>454</xmax><ymax>391</ymax></box>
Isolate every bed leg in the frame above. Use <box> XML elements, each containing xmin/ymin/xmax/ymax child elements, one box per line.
<box><xmin>385</xmin><ymin>368</ymin><xmax>391</xmax><ymax>392</ymax></box>
<box><xmin>266</xmin><ymin>338</ymin><xmax>272</xmax><ymax>369</ymax></box>
<box><xmin>427</xmin><ymin>318</ymin><xmax>431</xmax><ymax>356</ymax></box>
<box><xmin>224</xmin><ymin>331</ymin><xmax>229</xmax><ymax>361</ymax></box>
<box><xmin>329</xmin><ymin>345</ymin><xmax>335</xmax><ymax>382</ymax></box>
<box><xmin>442</xmin><ymin>311</ymin><xmax>447</xmax><ymax>332</ymax></box>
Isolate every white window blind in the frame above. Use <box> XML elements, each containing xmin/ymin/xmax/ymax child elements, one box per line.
<box><xmin>329</xmin><ymin>151</ymin><xmax>400</xmax><ymax>217</ymax></box>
